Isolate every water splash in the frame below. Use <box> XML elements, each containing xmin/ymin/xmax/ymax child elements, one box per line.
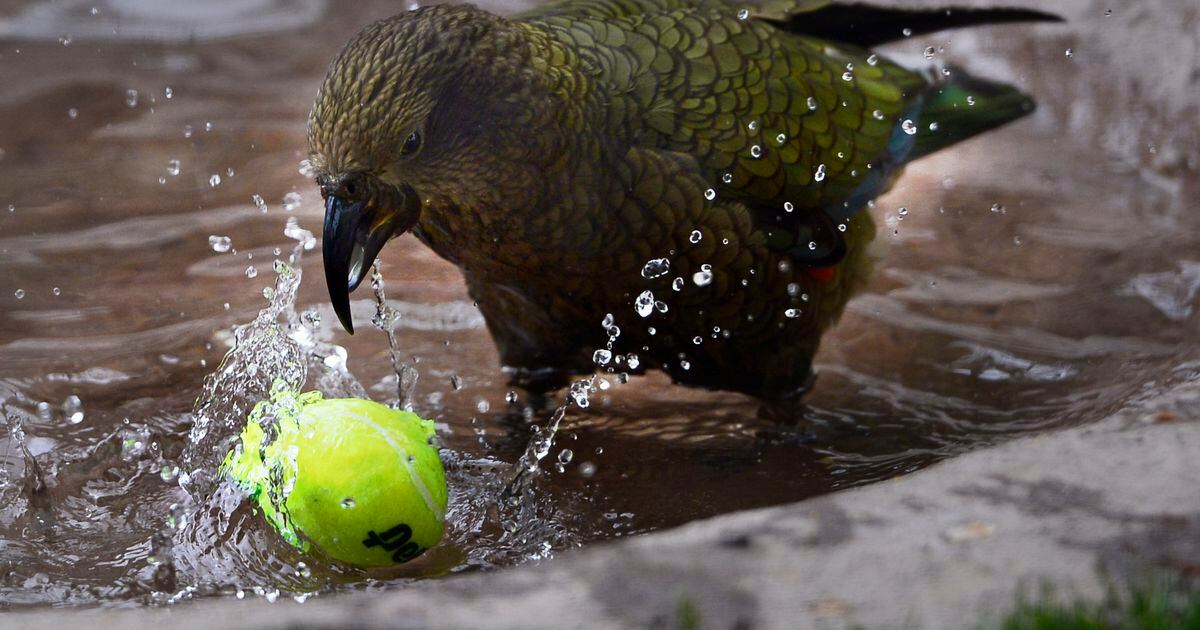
<box><xmin>181</xmin><ymin>223</ymin><xmax>361</xmax><ymax>498</ymax></box>
<box><xmin>369</xmin><ymin>264</ymin><xmax>419</xmax><ymax>410</ymax></box>
<box><xmin>162</xmin><ymin>222</ymin><xmax>588</xmax><ymax>599</ymax></box>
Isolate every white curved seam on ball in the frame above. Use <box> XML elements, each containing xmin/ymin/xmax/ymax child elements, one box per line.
<box><xmin>342</xmin><ymin>410</ymin><xmax>444</xmax><ymax>521</ymax></box>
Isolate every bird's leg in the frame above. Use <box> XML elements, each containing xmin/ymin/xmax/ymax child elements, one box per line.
<box><xmin>752</xmin><ymin>371</ymin><xmax>820</xmax><ymax>445</ymax></box>
<box><xmin>493</xmin><ymin>367</ymin><xmax>569</xmax><ymax>441</ymax></box>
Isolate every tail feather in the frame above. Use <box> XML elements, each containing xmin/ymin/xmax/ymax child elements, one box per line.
<box><xmin>910</xmin><ymin>68</ymin><xmax>1037</xmax><ymax>160</ymax></box>
<box><xmin>766</xmin><ymin>3</ymin><xmax>1063</xmax><ymax>47</ymax></box>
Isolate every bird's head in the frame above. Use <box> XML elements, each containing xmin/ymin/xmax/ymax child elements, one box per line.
<box><xmin>306</xmin><ymin>5</ymin><xmax>514</xmax><ymax>333</ymax></box>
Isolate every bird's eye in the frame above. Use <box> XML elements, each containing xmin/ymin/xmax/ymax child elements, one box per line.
<box><xmin>401</xmin><ymin>129</ymin><xmax>422</xmax><ymax>156</ymax></box>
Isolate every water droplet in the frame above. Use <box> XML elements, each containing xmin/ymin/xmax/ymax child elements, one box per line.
<box><xmin>183</xmin><ymin>124</ymin><xmax>193</xmax><ymax>138</ymax></box>
<box><xmin>160</xmin><ymin>464</ymin><xmax>179</xmax><ymax>482</ymax></box>
<box><xmin>902</xmin><ymin>119</ymin><xmax>917</xmax><ymax>135</ymax></box>
<box><xmin>747</xmin><ymin>119</ymin><xmax>759</xmax><ymax>131</ymax></box>
<box><xmin>121</xmin><ymin>430</ymin><xmax>146</xmax><ymax>459</ymax></box>
<box><xmin>1013</xmin><ymin>236</ymin><xmax>1023</xmax><ymax>246</ymax></box>
<box><xmin>282</xmin><ymin>191</ymin><xmax>303</xmax><ymax>211</ymax></box>
<box><xmin>208</xmin><ymin>174</ymin><xmax>221</xmax><ymax>187</ymax></box>
<box><xmin>67</xmin><ymin>108</ymin><xmax>78</xmax><ymax>119</ymax></box>
<box><xmin>1064</xmin><ymin>48</ymin><xmax>1074</xmax><ymax>58</ymax></box>
<box><xmin>593</xmin><ymin>349</ymin><xmax>612</xmax><ymax>365</ymax></box>
<box><xmin>654</xmin><ymin>300</ymin><xmax>668</xmax><ymax>313</ymax></box>
<box><xmin>902</xmin><ymin>27</ymin><xmax>913</xmax><ymax>37</ymax></box>
<box><xmin>635</xmin><ymin>290</ymin><xmax>655</xmax><ymax>318</ymax></box>
<box><xmin>59</xmin><ymin>34</ymin><xmax>72</xmax><ymax>46</ymax></box>
<box><xmin>557</xmin><ymin>448</ymin><xmax>574</xmax><ymax>465</ymax></box>
<box><xmin>990</xmin><ymin>203</ymin><xmax>1006</xmax><ymax>214</ymax></box>
<box><xmin>966</xmin><ymin>96</ymin><xmax>977</xmax><ymax>106</ymax></box>
<box><xmin>704</xmin><ymin>188</ymin><xmax>716</xmax><ymax>201</ymax></box>
<box><xmin>208</xmin><ymin>235</ymin><xmax>232</xmax><ymax>253</ymax></box>
<box><xmin>692</xmin><ymin>268</ymin><xmax>713</xmax><ymax>287</ymax></box>
<box><xmin>721</xmin><ymin>172</ymin><xmax>733</xmax><ymax>184</ymax></box>
<box><xmin>252</xmin><ymin>194</ymin><xmax>267</xmax><ymax>213</ymax></box>
<box><xmin>450</xmin><ymin>374</ymin><xmax>464</xmax><ymax>390</ymax></box>
<box><xmin>736</xmin><ymin>8</ymin><xmax>749</xmax><ymax>20</ymax></box>
<box><xmin>7</xmin><ymin>204</ymin><xmax>13</xmax><ymax>213</ymax></box>
<box><xmin>872</xmin><ymin>109</ymin><xmax>885</xmax><ymax>120</ymax></box>
<box><xmin>692</xmin><ymin>336</ymin><xmax>702</xmax><ymax>345</ymax></box>
<box><xmin>679</xmin><ymin>360</ymin><xmax>691</xmax><ymax>370</ymax></box>
<box><xmin>13</xmin><ymin>289</ymin><xmax>25</xmax><ymax>299</ymax></box>
<box><xmin>166</xmin><ymin>159</ymin><xmax>181</xmax><ymax>176</ymax></box>
<box><xmin>569</xmin><ymin>380</ymin><xmax>590</xmax><ymax>407</ymax></box>
<box><xmin>783</xmin><ymin>201</ymin><xmax>795</xmax><ymax>213</ymax></box>
<box><xmin>641</xmin><ymin>258</ymin><xmax>670</xmax><ymax>278</ymax></box>
<box><xmin>689</xmin><ymin>229</ymin><xmax>702</xmax><ymax>243</ymax></box>
<box><xmin>63</xmin><ymin>394</ymin><xmax>84</xmax><ymax>424</ymax></box>
<box><xmin>51</xmin><ymin>287</ymin><xmax>61</xmax><ymax>296</ymax></box>
<box><xmin>866</xmin><ymin>54</ymin><xmax>878</xmax><ymax>66</ymax></box>
<box><xmin>898</xmin><ymin>207</ymin><xmax>909</xmax><ymax>217</ymax></box>
<box><xmin>928</xmin><ymin>121</ymin><xmax>940</xmax><ymax>132</ymax></box>
<box><xmin>284</xmin><ymin>216</ymin><xmax>317</xmax><ymax>250</ymax></box>
<box><xmin>837</xmin><ymin>223</ymin><xmax>847</xmax><ymax>232</ymax></box>
<box><xmin>785</xmin><ymin>308</ymin><xmax>801</xmax><ymax>318</ymax></box>
<box><xmin>787</xmin><ymin>282</ymin><xmax>800</xmax><ymax>297</ymax></box>
<box><xmin>775</xmin><ymin>133</ymin><xmax>787</xmax><ymax>145</ymax></box>
<box><xmin>923</xmin><ymin>46</ymin><xmax>936</xmax><ymax>59</ymax></box>
<box><xmin>505</xmin><ymin>390</ymin><xmax>519</xmax><ymax>404</ymax></box>
<box><xmin>579</xmin><ymin>462</ymin><xmax>597</xmax><ymax>477</ymax></box>
<box><xmin>750</xmin><ymin>145</ymin><xmax>763</xmax><ymax>158</ymax></box>
<box><xmin>244</xmin><ymin>266</ymin><xmax>258</xmax><ymax>279</ymax></box>
<box><xmin>164</xmin><ymin>86</ymin><xmax>173</xmax><ymax>99</ymax></box>
<box><xmin>807</xmin><ymin>96</ymin><xmax>819</xmax><ymax>111</ymax></box>
<box><xmin>125</xmin><ymin>89</ymin><xmax>138</xmax><ymax>108</ymax></box>
<box><xmin>814</xmin><ymin>164</ymin><xmax>827</xmax><ymax>182</ymax></box>
<box><xmin>476</xmin><ymin>399</ymin><xmax>490</xmax><ymax>413</ymax></box>
<box><xmin>626</xmin><ymin>354</ymin><xmax>640</xmax><ymax>369</ymax></box>
<box><xmin>204</xmin><ymin>121</ymin><xmax>214</xmax><ymax>132</ymax></box>
<box><xmin>841</xmin><ymin>71</ymin><xmax>853</xmax><ymax>81</ymax></box>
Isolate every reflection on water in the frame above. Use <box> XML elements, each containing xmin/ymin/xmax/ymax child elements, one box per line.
<box><xmin>0</xmin><ymin>0</ymin><xmax>1197</xmax><ymax>609</ymax></box>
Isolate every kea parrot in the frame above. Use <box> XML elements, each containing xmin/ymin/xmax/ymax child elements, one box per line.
<box><xmin>308</xmin><ymin>0</ymin><xmax>1059</xmax><ymax>400</ymax></box>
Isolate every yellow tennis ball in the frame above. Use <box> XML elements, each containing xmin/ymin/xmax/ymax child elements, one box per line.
<box><xmin>222</xmin><ymin>385</ymin><xmax>447</xmax><ymax>567</ymax></box>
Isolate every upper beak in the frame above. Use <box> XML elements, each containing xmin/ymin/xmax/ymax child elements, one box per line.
<box><xmin>321</xmin><ymin>187</ymin><xmax>419</xmax><ymax>333</ymax></box>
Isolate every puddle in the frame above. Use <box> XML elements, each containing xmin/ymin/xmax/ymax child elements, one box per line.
<box><xmin>0</xmin><ymin>0</ymin><xmax>1196</xmax><ymax>609</ymax></box>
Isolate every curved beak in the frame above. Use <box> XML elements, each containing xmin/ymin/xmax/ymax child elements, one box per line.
<box><xmin>321</xmin><ymin>187</ymin><xmax>419</xmax><ymax>333</ymax></box>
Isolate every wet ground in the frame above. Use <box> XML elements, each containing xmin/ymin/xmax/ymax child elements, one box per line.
<box><xmin>0</xmin><ymin>0</ymin><xmax>1197</xmax><ymax>609</ymax></box>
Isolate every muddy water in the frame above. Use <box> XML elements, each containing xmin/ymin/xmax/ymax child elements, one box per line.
<box><xmin>1</xmin><ymin>0</ymin><xmax>1197</xmax><ymax>609</ymax></box>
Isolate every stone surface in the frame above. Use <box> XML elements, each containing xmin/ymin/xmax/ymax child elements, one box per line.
<box><xmin>13</xmin><ymin>378</ymin><xmax>1200</xmax><ymax>629</ymax></box>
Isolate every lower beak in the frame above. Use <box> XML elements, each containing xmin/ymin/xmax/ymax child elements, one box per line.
<box><xmin>322</xmin><ymin>191</ymin><xmax>415</xmax><ymax>334</ymax></box>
